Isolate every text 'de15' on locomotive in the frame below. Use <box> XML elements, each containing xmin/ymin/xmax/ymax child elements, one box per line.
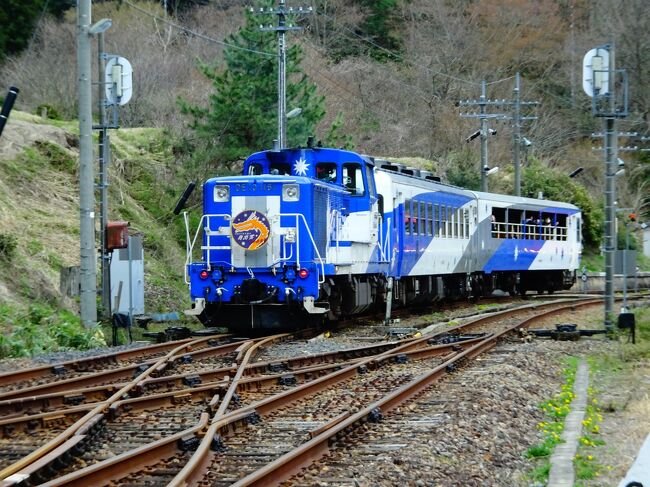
<box><xmin>184</xmin><ymin>142</ymin><xmax>581</xmax><ymax>332</ymax></box>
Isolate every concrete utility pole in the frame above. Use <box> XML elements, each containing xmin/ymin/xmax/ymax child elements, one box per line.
<box><xmin>255</xmin><ymin>1</ymin><xmax>312</xmax><ymax>149</ymax></box>
<box><xmin>585</xmin><ymin>43</ymin><xmax>639</xmax><ymax>331</ymax></box>
<box><xmin>459</xmin><ymin>74</ymin><xmax>538</xmax><ymax>196</ymax></box>
<box><xmin>97</xmin><ymin>31</ymin><xmax>111</xmax><ymax>319</ymax></box>
<box><xmin>479</xmin><ymin>80</ymin><xmax>489</xmax><ymax>192</ymax></box>
<box><xmin>77</xmin><ymin>0</ymin><xmax>97</xmax><ymax>328</ymax></box>
<box><xmin>603</xmin><ymin>44</ymin><xmax>617</xmax><ymax>331</ymax></box>
<box><xmin>513</xmin><ymin>73</ymin><xmax>522</xmax><ymax>196</ymax></box>
<box><xmin>459</xmin><ymin>80</ymin><xmax>504</xmax><ymax>192</ymax></box>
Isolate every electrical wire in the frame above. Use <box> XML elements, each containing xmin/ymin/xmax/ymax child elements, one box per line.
<box><xmin>122</xmin><ymin>0</ymin><xmax>276</xmax><ymax>57</ymax></box>
<box><xmin>318</xmin><ymin>11</ymin><xmax>517</xmax><ymax>88</ymax></box>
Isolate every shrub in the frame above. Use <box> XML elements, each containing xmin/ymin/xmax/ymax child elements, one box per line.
<box><xmin>35</xmin><ymin>103</ymin><xmax>61</xmax><ymax>120</ymax></box>
<box><xmin>0</xmin><ymin>233</ymin><xmax>17</xmax><ymax>261</ymax></box>
<box><xmin>0</xmin><ymin>304</ymin><xmax>106</xmax><ymax>358</ymax></box>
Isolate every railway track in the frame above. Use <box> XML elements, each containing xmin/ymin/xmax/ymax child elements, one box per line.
<box><xmin>0</xmin><ymin>296</ymin><xmax>610</xmax><ymax>486</ymax></box>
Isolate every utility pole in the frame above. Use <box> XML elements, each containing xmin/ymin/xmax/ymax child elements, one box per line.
<box><xmin>513</xmin><ymin>73</ymin><xmax>522</xmax><ymax>196</ymax></box>
<box><xmin>459</xmin><ymin>80</ymin><xmax>504</xmax><ymax>192</ymax></box>
<box><xmin>584</xmin><ymin>43</ymin><xmax>632</xmax><ymax>332</ymax></box>
<box><xmin>604</xmin><ymin>44</ymin><xmax>617</xmax><ymax>331</ymax></box>
<box><xmin>479</xmin><ymin>80</ymin><xmax>489</xmax><ymax>192</ymax></box>
<box><xmin>254</xmin><ymin>1</ymin><xmax>312</xmax><ymax>149</ymax></box>
<box><xmin>78</xmin><ymin>0</ymin><xmax>97</xmax><ymax>328</ymax></box>
<box><xmin>97</xmin><ymin>31</ymin><xmax>111</xmax><ymax>319</ymax></box>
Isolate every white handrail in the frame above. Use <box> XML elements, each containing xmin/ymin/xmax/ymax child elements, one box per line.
<box><xmin>185</xmin><ymin>212</ymin><xmax>326</xmax><ymax>285</ymax></box>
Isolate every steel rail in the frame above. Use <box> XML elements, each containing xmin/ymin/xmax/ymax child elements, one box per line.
<box><xmin>168</xmin><ymin>297</ymin><xmax>604</xmax><ymax>486</ymax></box>
<box><xmin>0</xmin><ymin>337</ymin><xmax>409</xmax><ymax>418</ymax></box>
<box><xmin>230</xmin><ymin>300</ymin><xmax>590</xmax><ymax>486</ymax></box>
<box><xmin>38</xmin><ymin>413</ymin><xmax>211</xmax><ymax>487</ymax></box>
<box><xmin>0</xmin><ymin>335</ymin><xmax>490</xmax><ymax>437</ymax></box>
<box><xmin>0</xmin><ymin>336</ymin><xmax>230</xmax><ymax>387</ymax></box>
<box><xmin>0</xmin><ymin>335</ymin><xmax>222</xmax><ymax>485</ymax></box>
<box><xmin>29</xmin><ymin>297</ymin><xmax>602</xmax><ymax>487</ymax></box>
<box><xmin>15</xmin><ymin>334</ymin><xmax>288</xmax><ymax>487</ymax></box>
<box><xmin>1</xmin><ymin>298</ymin><xmax>605</xmax><ymax>486</ymax></box>
<box><xmin>0</xmin><ymin>337</ymin><xmax>245</xmax><ymax>402</ymax></box>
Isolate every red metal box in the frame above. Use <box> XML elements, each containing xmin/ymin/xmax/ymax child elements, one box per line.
<box><xmin>106</xmin><ymin>221</ymin><xmax>129</xmax><ymax>251</ymax></box>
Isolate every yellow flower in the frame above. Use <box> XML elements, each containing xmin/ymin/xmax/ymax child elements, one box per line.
<box><xmin>587</xmin><ymin>455</ymin><xmax>593</xmax><ymax>461</ymax></box>
<box><xmin>592</xmin><ymin>398</ymin><xmax>598</xmax><ymax>404</ymax></box>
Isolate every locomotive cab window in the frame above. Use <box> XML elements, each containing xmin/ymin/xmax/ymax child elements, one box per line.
<box><xmin>342</xmin><ymin>163</ymin><xmax>365</xmax><ymax>196</ymax></box>
<box><xmin>247</xmin><ymin>163</ymin><xmax>263</xmax><ymax>175</ymax></box>
<box><xmin>365</xmin><ymin>164</ymin><xmax>376</xmax><ymax>197</ymax></box>
<box><xmin>270</xmin><ymin>162</ymin><xmax>291</xmax><ymax>175</ymax></box>
<box><xmin>316</xmin><ymin>163</ymin><xmax>337</xmax><ymax>183</ymax></box>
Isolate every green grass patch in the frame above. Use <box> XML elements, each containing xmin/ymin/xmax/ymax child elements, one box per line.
<box><xmin>524</xmin><ymin>357</ymin><xmax>579</xmax><ymax>483</ymax></box>
<box><xmin>0</xmin><ymin>303</ymin><xmax>106</xmax><ymax>358</ymax></box>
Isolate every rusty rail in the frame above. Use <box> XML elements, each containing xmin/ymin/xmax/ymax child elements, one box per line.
<box><xmin>229</xmin><ymin>300</ymin><xmax>593</xmax><ymax>486</ymax></box>
<box><xmin>0</xmin><ymin>335</ymin><xmax>228</xmax><ymax>485</ymax></box>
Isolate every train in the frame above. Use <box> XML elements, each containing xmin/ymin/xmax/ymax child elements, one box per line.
<box><xmin>183</xmin><ymin>140</ymin><xmax>581</xmax><ymax>332</ymax></box>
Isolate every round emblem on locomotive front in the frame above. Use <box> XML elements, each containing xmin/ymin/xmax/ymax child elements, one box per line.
<box><xmin>231</xmin><ymin>210</ymin><xmax>271</xmax><ymax>250</ymax></box>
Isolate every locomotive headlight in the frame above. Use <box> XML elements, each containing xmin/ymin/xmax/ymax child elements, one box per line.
<box><xmin>282</xmin><ymin>184</ymin><xmax>300</xmax><ymax>202</ymax></box>
<box><xmin>214</xmin><ymin>185</ymin><xmax>230</xmax><ymax>202</ymax></box>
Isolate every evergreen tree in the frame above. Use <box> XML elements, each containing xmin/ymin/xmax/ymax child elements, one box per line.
<box><xmin>0</xmin><ymin>1</ymin><xmax>73</xmax><ymax>58</ymax></box>
<box><xmin>180</xmin><ymin>2</ymin><xmax>325</xmax><ymax>168</ymax></box>
<box><xmin>360</xmin><ymin>0</ymin><xmax>402</xmax><ymax>62</ymax></box>
<box><xmin>0</xmin><ymin>1</ymin><xmax>44</xmax><ymax>58</ymax></box>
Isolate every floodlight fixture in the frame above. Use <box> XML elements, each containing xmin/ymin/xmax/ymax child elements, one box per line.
<box><xmin>89</xmin><ymin>18</ymin><xmax>112</xmax><ymax>35</ymax></box>
<box><xmin>286</xmin><ymin>108</ymin><xmax>302</xmax><ymax>118</ymax></box>
<box><xmin>466</xmin><ymin>130</ymin><xmax>481</xmax><ymax>143</ymax></box>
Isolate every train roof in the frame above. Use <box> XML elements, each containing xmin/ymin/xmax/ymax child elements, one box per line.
<box><xmin>375</xmin><ymin>164</ymin><xmax>579</xmax><ymax>212</ymax></box>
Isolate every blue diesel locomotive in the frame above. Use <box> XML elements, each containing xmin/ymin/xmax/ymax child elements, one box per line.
<box><xmin>184</xmin><ymin>142</ymin><xmax>581</xmax><ymax>331</ymax></box>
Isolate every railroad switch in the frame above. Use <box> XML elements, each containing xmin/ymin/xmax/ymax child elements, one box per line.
<box><xmin>183</xmin><ymin>375</ymin><xmax>202</xmax><ymax>387</ymax></box>
<box><xmin>143</xmin><ymin>331</ymin><xmax>166</xmax><ymax>343</ymax></box>
<box><xmin>178</xmin><ymin>435</ymin><xmax>200</xmax><ymax>452</ymax></box>
<box><xmin>63</xmin><ymin>394</ymin><xmax>86</xmax><ymax>406</ymax></box>
<box><xmin>231</xmin><ymin>393</ymin><xmax>241</xmax><ymax>406</ymax></box>
<box><xmin>430</xmin><ymin>333</ymin><xmax>486</xmax><ymax>345</ymax></box>
<box><xmin>211</xmin><ymin>434</ymin><xmax>227</xmax><ymax>452</ymax></box>
<box><xmin>165</xmin><ymin>326</ymin><xmax>192</xmax><ymax>341</ymax></box>
<box><xmin>192</xmin><ymin>327</ymin><xmax>228</xmax><ymax>337</ymax></box>
<box><xmin>246</xmin><ymin>412</ymin><xmax>261</xmax><ymax>425</ymax></box>
<box><xmin>278</xmin><ymin>374</ymin><xmax>297</xmax><ymax>386</ymax></box>
<box><xmin>52</xmin><ymin>365</ymin><xmax>67</xmax><ymax>376</ymax></box>
<box><xmin>268</xmin><ymin>362</ymin><xmax>285</xmax><ymax>373</ymax></box>
<box><xmin>394</xmin><ymin>353</ymin><xmax>408</xmax><ymax>364</ymax></box>
<box><xmin>368</xmin><ymin>408</ymin><xmax>383</xmax><ymax>423</ymax></box>
<box><xmin>134</xmin><ymin>364</ymin><xmax>150</xmax><ymax>377</ymax></box>
<box><xmin>529</xmin><ymin>323</ymin><xmax>607</xmax><ymax>341</ymax></box>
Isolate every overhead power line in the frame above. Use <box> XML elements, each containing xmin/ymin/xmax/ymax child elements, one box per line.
<box><xmin>122</xmin><ymin>0</ymin><xmax>276</xmax><ymax>57</ymax></box>
<box><xmin>318</xmin><ymin>11</ymin><xmax>516</xmax><ymax>89</ymax></box>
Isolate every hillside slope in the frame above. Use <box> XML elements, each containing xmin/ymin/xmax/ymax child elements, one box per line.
<box><xmin>0</xmin><ymin>111</ymin><xmax>190</xmax><ymax>316</ymax></box>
